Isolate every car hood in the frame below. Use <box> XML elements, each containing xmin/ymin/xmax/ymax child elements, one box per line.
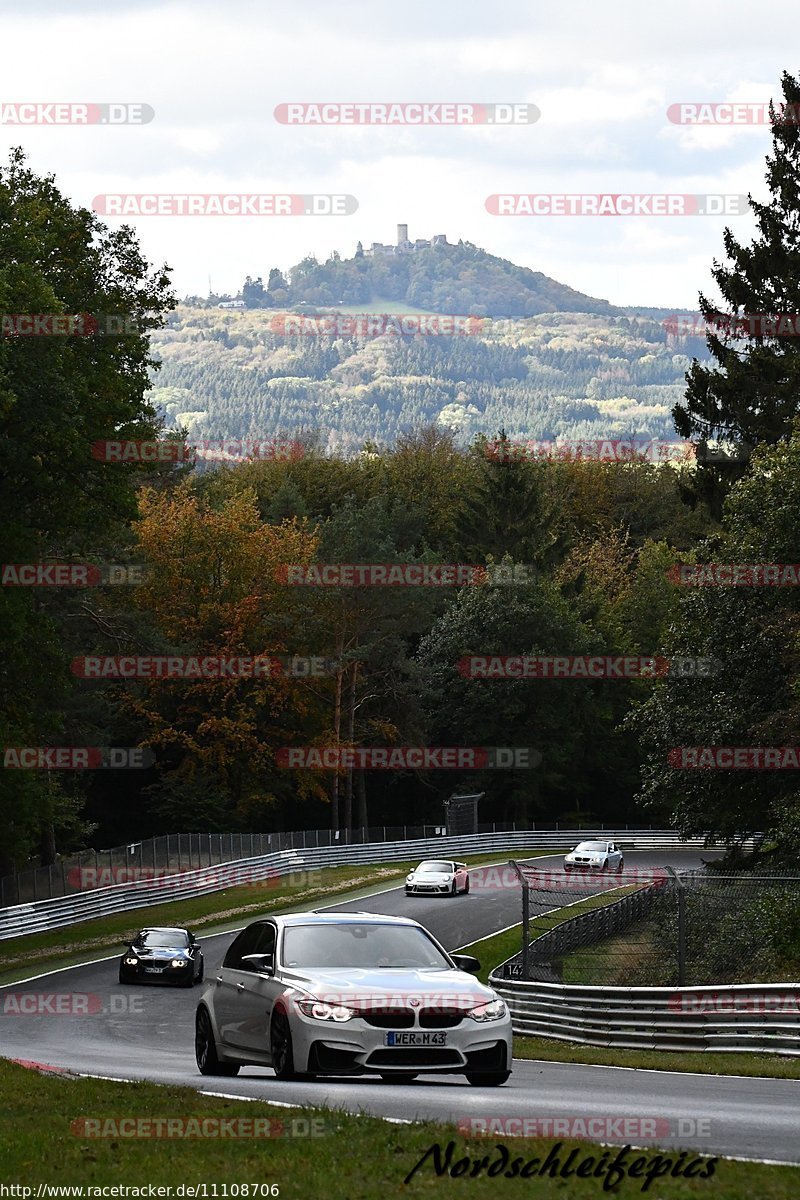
<box><xmin>280</xmin><ymin>967</ymin><xmax>494</xmax><ymax>1005</ymax></box>
<box><xmin>129</xmin><ymin>946</ymin><xmax>189</xmax><ymax>957</ymax></box>
<box><xmin>409</xmin><ymin>871</ymin><xmax>451</xmax><ymax>881</ymax></box>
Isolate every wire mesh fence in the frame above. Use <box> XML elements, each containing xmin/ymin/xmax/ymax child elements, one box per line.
<box><xmin>500</xmin><ymin>862</ymin><xmax>800</xmax><ymax>987</ymax></box>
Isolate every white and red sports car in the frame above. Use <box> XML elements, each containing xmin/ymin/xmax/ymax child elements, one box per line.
<box><xmin>405</xmin><ymin>860</ymin><xmax>470</xmax><ymax>896</ymax></box>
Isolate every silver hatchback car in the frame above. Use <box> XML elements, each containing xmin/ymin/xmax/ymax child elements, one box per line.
<box><xmin>195</xmin><ymin>911</ymin><xmax>512</xmax><ymax>1086</ymax></box>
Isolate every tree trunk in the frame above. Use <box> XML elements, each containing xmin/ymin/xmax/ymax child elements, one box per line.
<box><xmin>343</xmin><ymin>662</ymin><xmax>358</xmax><ymax>843</ymax></box>
<box><xmin>357</xmin><ymin>770</ymin><xmax>368</xmax><ymax>836</ymax></box>
<box><xmin>330</xmin><ymin>651</ymin><xmax>344</xmax><ymax>832</ymax></box>
<box><xmin>39</xmin><ymin>820</ymin><xmax>57</xmax><ymax>867</ymax></box>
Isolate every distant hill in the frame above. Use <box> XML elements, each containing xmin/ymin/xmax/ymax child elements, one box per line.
<box><xmin>224</xmin><ymin>240</ymin><xmax>619</xmax><ymax>320</ymax></box>
<box><xmin>148</xmin><ymin>305</ymin><xmax>709</xmax><ymax>456</ymax></box>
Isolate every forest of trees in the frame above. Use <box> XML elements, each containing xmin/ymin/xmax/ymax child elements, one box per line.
<box><xmin>147</xmin><ymin>307</ymin><xmax>711</xmax><ymax>456</ymax></box>
<box><xmin>2</xmin><ymin>70</ymin><xmax>800</xmax><ymax>875</ymax></box>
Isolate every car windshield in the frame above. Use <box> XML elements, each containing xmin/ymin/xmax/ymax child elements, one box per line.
<box><xmin>136</xmin><ymin>930</ymin><xmax>189</xmax><ymax>948</ymax></box>
<box><xmin>282</xmin><ymin>923</ymin><xmax>451</xmax><ymax>969</ymax></box>
<box><xmin>417</xmin><ymin>861</ymin><xmax>451</xmax><ymax>873</ymax></box>
<box><xmin>575</xmin><ymin>842</ymin><xmax>607</xmax><ymax>852</ymax></box>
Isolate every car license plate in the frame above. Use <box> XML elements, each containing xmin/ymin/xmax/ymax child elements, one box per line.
<box><xmin>144</xmin><ymin>967</ymin><xmax>164</xmax><ymax>974</ymax></box>
<box><xmin>384</xmin><ymin>1031</ymin><xmax>447</xmax><ymax>1047</ymax></box>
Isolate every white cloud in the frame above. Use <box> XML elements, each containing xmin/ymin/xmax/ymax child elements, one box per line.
<box><xmin>0</xmin><ymin>0</ymin><xmax>795</xmax><ymax>304</ymax></box>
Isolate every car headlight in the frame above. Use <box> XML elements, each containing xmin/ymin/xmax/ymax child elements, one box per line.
<box><xmin>124</xmin><ymin>957</ymin><xmax>138</xmax><ymax>966</ymax></box>
<box><xmin>171</xmin><ymin>958</ymin><xmax>187</xmax><ymax>968</ymax></box>
<box><xmin>466</xmin><ymin>999</ymin><xmax>506</xmax><ymax>1022</ymax></box>
<box><xmin>406</xmin><ymin>874</ymin><xmax>414</xmax><ymax>881</ymax></box>
<box><xmin>296</xmin><ymin>999</ymin><xmax>356</xmax><ymax>1022</ymax></box>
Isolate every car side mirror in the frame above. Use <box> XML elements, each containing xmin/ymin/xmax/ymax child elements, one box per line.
<box><xmin>241</xmin><ymin>953</ymin><xmax>274</xmax><ymax>975</ymax></box>
<box><xmin>451</xmin><ymin>953</ymin><xmax>481</xmax><ymax>975</ymax></box>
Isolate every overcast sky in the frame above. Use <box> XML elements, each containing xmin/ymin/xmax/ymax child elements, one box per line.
<box><xmin>1</xmin><ymin>0</ymin><xmax>795</xmax><ymax>307</ymax></box>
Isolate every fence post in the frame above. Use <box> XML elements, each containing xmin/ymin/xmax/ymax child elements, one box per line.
<box><xmin>676</xmin><ymin>884</ymin><xmax>687</xmax><ymax>986</ymax></box>
<box><xmin>664</xmin><ymin>866</ymin><xmax>686</xmax><ymax>986</ymax></box>
<box><xmin>521</xmin><ymin>878</ymin><xmax>530</xmax><ymax>979</ymax></box>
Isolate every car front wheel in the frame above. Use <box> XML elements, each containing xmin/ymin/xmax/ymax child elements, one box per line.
<box><xmin>465</xmin><ymin>1071</ymin><xmax>511</xmax><ymax>1087</ymax></box>
<box><xmin>196</xmin><ymin>1007</ymin><xmax>239</xmax><ymax>1076</ymax></box>
<box><xmin>270</xmin><ymin>1010</ymin><xmax>298</xmax><ymax>1081</ymax></box>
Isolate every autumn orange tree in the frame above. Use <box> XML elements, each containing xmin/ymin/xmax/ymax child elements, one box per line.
<box><xmin>129</xmin><ymin>485</ymin><xmax>326</xmax><ymax>828</ymax></box>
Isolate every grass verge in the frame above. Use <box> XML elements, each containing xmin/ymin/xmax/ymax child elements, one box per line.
<box><xmin>0</xmin><ymin>1059</ymin><xmax>797</xmax><ymax>1197</ymax></box>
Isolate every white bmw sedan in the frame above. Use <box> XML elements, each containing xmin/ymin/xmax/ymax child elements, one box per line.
<box><xmin>564</xmin><ymin>840</ymin><xmax>624</xmax><ymax>873</ymax></box>
<box><xmin>195</xmin><ymin>912</ymin><xmax>511</xmax><ymax>1086</ymax></box>
<box><xmin>405</xmin><ymin>859</ymin><xmax>470</xmax><ymax>896</ymax></box>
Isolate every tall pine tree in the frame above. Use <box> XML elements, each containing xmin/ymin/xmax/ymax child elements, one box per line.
<box><xmin>674</xmin><ymin>71</ymin><xmax>800</xmax><ymax>518</ymax></box>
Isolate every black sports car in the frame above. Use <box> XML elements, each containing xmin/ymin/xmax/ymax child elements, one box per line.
<box><xmin>119</xmin><ymin>927</ymin><xmax>204</xmax><ymax>987</ymax></box>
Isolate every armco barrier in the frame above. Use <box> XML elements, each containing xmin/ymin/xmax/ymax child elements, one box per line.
<box><xmin>489</xmin><ymin>975</ymin><xmax>800</xmax><ymax>1055</ymax></box>
<box><xmin>0</xmin><ymin>829</ymin><xmax>713</xmax><ymax>940</ymax></box>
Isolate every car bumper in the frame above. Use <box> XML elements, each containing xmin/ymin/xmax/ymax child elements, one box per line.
<box><xmin>405</xmin><ymin>882</ymin><xmax>453</xmax><ymax>894</ymax></box>
<box><xmin>290</xmin><ymin>1014</ymin><xmax>513</xmax><ymax>1076</ymax></box>
<box><xmin>120</xmin><ymin>962</ymin><xmax>194</xmax><ymax>984</ymax></box>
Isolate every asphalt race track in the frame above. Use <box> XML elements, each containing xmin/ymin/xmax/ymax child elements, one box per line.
<box><xmin>2</xmin><ymin>851</ymin><xmax>799</xmax><ymax>1166</ymax></box>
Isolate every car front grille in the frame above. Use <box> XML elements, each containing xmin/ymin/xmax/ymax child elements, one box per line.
<box><xmin>419</xmin><ymin>1009</ymin><xmax>465</xmax><ymax>1029</ymax></box>
<box><xmin>360</xmin><ymin>1008</ymin><xmax>465</xmax><ymax>1029</ymax></box>
<box><xmin>361</xmin><ymin>1011</ymin><xmax>414</xmax><ymax>1029</ymax></box>
<box><xmin>367</xmin><ymin>1048</ymin><xmax>463</xmax><ymax>1067</ymax></box>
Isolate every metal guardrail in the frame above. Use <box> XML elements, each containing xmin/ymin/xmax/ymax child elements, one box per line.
<box><xmin>489</xmin><ymin>975</ymin><xmax>800</xmax><ymax>1055</ymax></box>
<box><xmin>0</xmin><ymin>821</ymin><xmax>666</xmax><ymax>907</ymax></box>
<box><xmin>0</xmin><ymin>828</ymin><xmax>712</xmax><ymax>941</ymax></box>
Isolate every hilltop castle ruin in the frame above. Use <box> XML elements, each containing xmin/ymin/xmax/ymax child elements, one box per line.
<box><xmin>357</xmin><ymin>225</ymin><xmax>449</xmax><ymax>258</ymax></box>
